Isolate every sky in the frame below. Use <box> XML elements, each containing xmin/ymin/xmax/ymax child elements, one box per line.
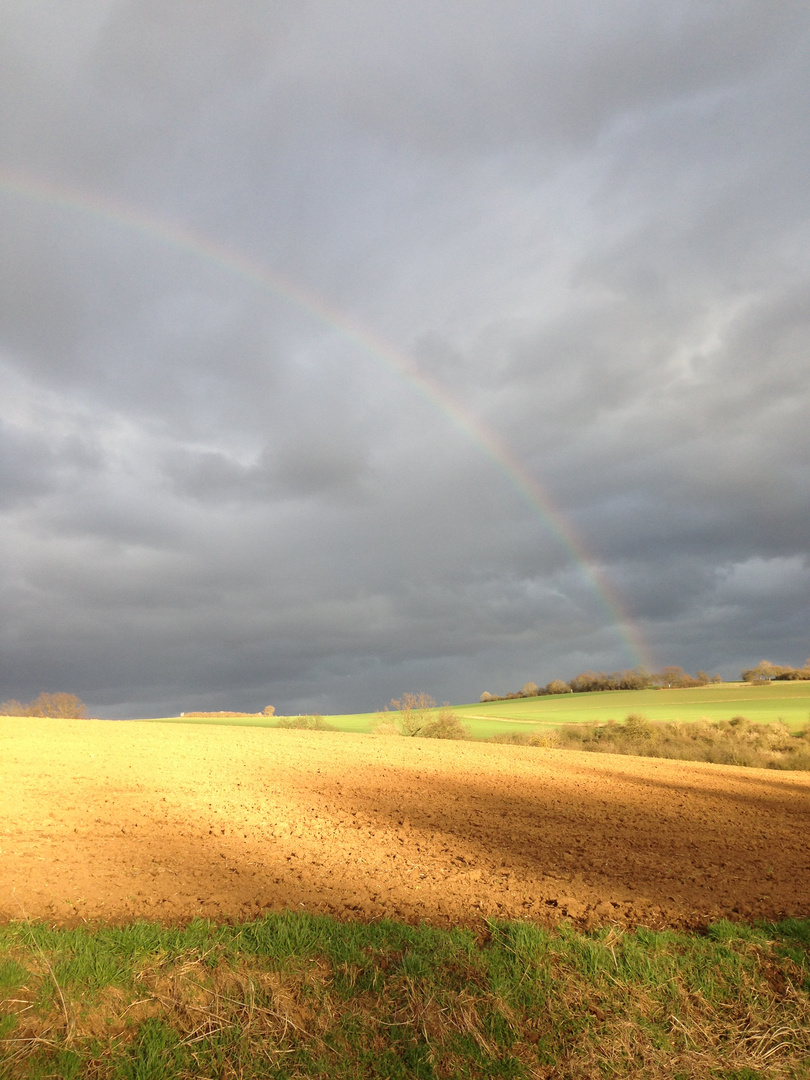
<box><xmin>1</xmin><ymin>1</ymin><xmax>808</xmax><ymax>718</ymax></box>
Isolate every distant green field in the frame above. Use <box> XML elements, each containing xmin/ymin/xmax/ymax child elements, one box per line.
<box><xmin>454</xmin><ymin>682</ymin><xmax>810</xmax><ymax>733</ymax></box>
<box><xmin>145</xmin><ymin>710</ymin><xmax>537</xmax><ymax>739</ymax></box>
<box><xmin>146</xmin><ymin>681</ymin><xmax>810</xmax><ymax>737</ymax></box>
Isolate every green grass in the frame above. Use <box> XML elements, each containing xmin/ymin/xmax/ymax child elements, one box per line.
<box><xmin>144</xmin><ymin>683</ymin><xmax>810</xmax><ymax>740</ymax></box>
<box><xmin>143</xmin><ymin>710</ymin><xmax>538</xmax><ymax>740</ymax></box>
<box><xmin>455</xmin><ymin>682</ymin><xmax>810</xmax><ymax>732</ymax></box>
<box><xmin>1</xmin><ymin>913</ymin><xmax>808</xmax><ymax>1079</ymax></box>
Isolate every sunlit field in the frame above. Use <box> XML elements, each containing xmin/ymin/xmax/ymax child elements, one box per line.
<box><xmin>147</xmin><ymin>681</ymin><xmax>810</xmax><ymax>738</ymax></box>
<box><xmin>454</xmin><ymin>681</ymin><xmax>810</xmax><ymax>732</ymax></box>
<box><xmin>2</xmin><ymin>716</ymin><xmax>810</xmax><ymax>1078</ymax></box>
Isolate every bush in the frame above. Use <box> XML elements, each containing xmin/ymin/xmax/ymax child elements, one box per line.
<box><xmin>389</xmin><ymin>694</ymin><xmax>470</xmax><ymax>739</ymax></box>
<box><xmin>420</xmin><ymin>709</ymin><xmax>469</xmax><ymax>740</ymax></box>
<box><xmin>488</xmin><ymin>730</ymin><xmax>559</xmax><ymax>748</ymax></box>
<box><xmin>390</xmin><ymin>692</ymin><xmax>437</xmax><ymax>737</ymax></box>
<box><xmin>275</xmin><ymin>714</ymin><xmax>333</xmax><ymax>731</ymax></box>
<box><xmin>623</xmin><ymin>713</ymin><xmax>653</xmax><ymax>740</ymax></box>
<box><xmin>185</xmin><ymin>710</ymin><xmax>262</xmax><ymax>717</ymax></box>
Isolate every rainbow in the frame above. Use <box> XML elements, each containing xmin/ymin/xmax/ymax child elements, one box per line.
<box><xmin>0</xmin><ymin>165</ymin><xmax>653</xmax><ymax>670</ymax></box>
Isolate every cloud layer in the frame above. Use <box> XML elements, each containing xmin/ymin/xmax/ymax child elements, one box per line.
<box><xmin>1</xmin><ymin>1</ymin><xmax>808</xmax><ymax>716</ymax></box>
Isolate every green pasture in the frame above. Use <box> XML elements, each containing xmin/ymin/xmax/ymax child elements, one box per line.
<box><xmin>455</xmin><ymin>681</ymin><xmax>810</xmax><ymax>733</ymax></box>
<box><xmin>145</xmin><ymin>711</ymin><xmax>537</xmax><ymax>739</ymax></box>
<box><xmin>147</xmin><ymin>682</ymin><xmax>810</xmax><ymax>738</ymax></box>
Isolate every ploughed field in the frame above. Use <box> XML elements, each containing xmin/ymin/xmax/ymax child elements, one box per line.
<box><xmin>2</xmin><ymin>718</ymin><xmax>809</xmax><ymax>930</ymax></box>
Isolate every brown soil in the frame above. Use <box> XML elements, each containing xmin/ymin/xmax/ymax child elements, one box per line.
<box><xmin>2</xmin><ymin>718</ymin><xmax>809</xmax><ymax>931</ymax></box>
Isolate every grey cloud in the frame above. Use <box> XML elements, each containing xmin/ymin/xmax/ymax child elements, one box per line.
<box><xmin>0</xmin><ymin>208</ymin><xmax>85</xmax><ymax>361</ymax></box>
<box><xmin>0</xmin><ymin>1</ymin><xmax>808</xmax><ymax>714</ymax></box>
<box><xmin>249</xmin><ymin>2</ymin><xmax>808</xmax><ymax>153</ymax></box>
<box><xmin>165</xmin><ymin>435</ymin><xmax>369</xmax><ymax>504</ymax></box>
<box><xmin>0</xmin><ymin>420</ymin><xmax>58</xmax><ymax>508</ymax></box>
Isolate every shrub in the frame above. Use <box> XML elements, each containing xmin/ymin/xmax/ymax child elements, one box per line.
<box><xmin>623</xmin><ymin>713</ymin><xmax>653</xmax><ymax>740</ymax></box>
<box><xmin>420</xmin><ymin>709</ymin><xmax>469</xmax><ymax>740</ymax></box>
<box><xmin>488</xmin><ymin>730</ymin><xmax>559</xmax><ymax>748</ymax></box>
<box><xmin>184</xmin><ymin>708</ymin><xmax>279</xmax><ymax>718</ymax></box>
<box><xmin>275</xmin><ymin>714</ymin><xmax>332</xmax><ymax>731</ymax></box>
<box><xmin>390</xmin><ymin>692</ymin><xmax>437</xmax><ymax>737</ymax></box>
<box><xmin>388</xmin><ymin>695</ymin><xmax>470</xmax><ymax>739</ymax></box>
<box><xmin>185</xmin><ymin>710</ymin><xmax>261</xmax><ymax>717</ymax></box>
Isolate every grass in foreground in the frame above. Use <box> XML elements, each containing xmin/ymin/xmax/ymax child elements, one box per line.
<box><xmin>1</xmin><ymin>913</ymin><xmax>809</xmax><ymax>1079</ymax></box>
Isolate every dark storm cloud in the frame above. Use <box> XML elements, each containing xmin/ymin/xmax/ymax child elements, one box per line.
<box><xmin>1</xmin><ymin>1</ymin><xmax>808</xmax><ymax>715</ymax></box>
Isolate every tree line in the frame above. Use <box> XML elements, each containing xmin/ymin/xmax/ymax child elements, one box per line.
<box><xmin>741</xmin><ymin>660</ymin><xmax>810</xmax><ymax>683</ymax></box>
<box><xmin>483</xmin><ymin>657</ymin><xmax>810</xmax><ymax>701</ymax></box>
<box><xmin>481</xmin><ymin>666</ymin><xmax>722</xmax><ymax>702</ymax></box>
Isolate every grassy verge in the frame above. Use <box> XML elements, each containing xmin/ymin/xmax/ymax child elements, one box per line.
<box><xmin>492</xmin><ymin>714</ymin><xmax>810</xmax><ymax>770</ymax></box>
<box><xmin>1</xmin><ymin>913</ymin><xmax>809</xmax><ymax>1079</ymax></box>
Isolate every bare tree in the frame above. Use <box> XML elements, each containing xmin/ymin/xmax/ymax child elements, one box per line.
<box><xmin>741</xmin><ymin>661</ymin><xmax>789</xmax><ymax>683</ymax></box>
<box><xmin>390</xmin><ymin>692</ymin><xmax>437</xmax><ymax>737</ymax></box>
<box><xmin>1</xmin><ymin>692</ymin><xmax>87</xmax><ymax>718</ymax></box>
<box><xmin>29</xmin><ymin>692</ymin><xmax>87</xmax><ymax>718</ymax></box>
